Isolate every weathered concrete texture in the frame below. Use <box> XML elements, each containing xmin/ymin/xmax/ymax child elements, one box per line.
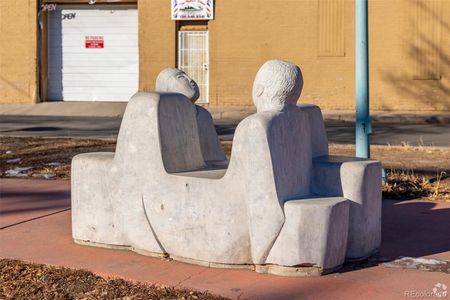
<box><xmin>155</xmin><ymin>68</ymin><xmax>227</xmax><ymax>166</ymax></box>
<box><xmin>299</xmin><ymin>104</ymin><xmax>329</xmax><ymax>157</ymax></box>
<box><xmin>266</xmin><ymin>197</ymin><xmax>349</xmax><ymax>270</ymax></box>
<box><xmin>312</xmin><ymin>156</ymin><xmax>382</xmax><ymax>259</ymax></box>
<box><xmin>71</xmin><ymin>60</ymin><xmax>382</xmax><ymax>275</ymax></box>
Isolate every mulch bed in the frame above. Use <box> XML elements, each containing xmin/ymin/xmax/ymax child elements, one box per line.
<box><xmin>0</xmin><ymin>259</ymin><xmax>228</xmax><ymax>300</ymax></box>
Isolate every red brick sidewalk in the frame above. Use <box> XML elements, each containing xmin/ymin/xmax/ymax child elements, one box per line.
<box><xmin>1</xmin><ymin>179</ymin><xmax>449</xmax><ymax>299</ymax></box>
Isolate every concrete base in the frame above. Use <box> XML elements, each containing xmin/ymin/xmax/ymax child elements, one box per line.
<box><xmin>255</xmin><ymin>263</ymin><xmax>343</xmax><ymax>277</ymax></box>
<box><xmin>74</xmin><ymin>239</ymin><xmax>337</xmax><ymax>277</ymax></box>
<box><xmin>73</xmin><ymin>239</ymin><xmax>167</xmax><ymax>259</ymax></box>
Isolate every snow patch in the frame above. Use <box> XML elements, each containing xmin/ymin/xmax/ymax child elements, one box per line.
<box><xmin>6</xmin><ymin>158</ymin><xmax>21</xmax><ymax>164</ymax></box>
<box><xmin>5</xmin><ymin>167</ymin><xmax>32</xmax><ymax>177</ymax></box>
<box><xmin>382</xmin><ymin>256</ymin><xmax>450</xmax><ymax>273</ymax></box>
<box><xmin>32</xmin><ymin>173</ymin><xmax>56</xmax><ymax>179</ymax></box>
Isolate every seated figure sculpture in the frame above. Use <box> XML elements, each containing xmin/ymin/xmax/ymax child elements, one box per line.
<box><xmin>72</xmin><ymin>59</ymin><xmax>381</xmax><ymax>276</ymax></box>
<box><xmin>155</xmin><ymin>68</ymin><xmax>227</xmax><ymax>167</ymax></box>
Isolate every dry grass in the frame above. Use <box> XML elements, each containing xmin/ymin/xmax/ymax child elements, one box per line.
<box><xmin>382</xmin><ymin>169</ymin><xmax>450</xmax><ymax>201</ymax></box>
<box><xmin>1</xmin><ymin>136</ymin><xmax>449</xmax><ymax>201</ymax></box>
<box><xmin>329</xmin><ymin>143</ymin><xmax>450</xmax><ymax>174</ymax></box>
<box><xmin>0</xmin><ymin>259</ymin><xmax>228</xmax><ymax>300</ymax></box>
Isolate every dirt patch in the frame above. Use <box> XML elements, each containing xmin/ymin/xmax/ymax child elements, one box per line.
<box><xmin>328</xmin><ymin>143</ymin><xmax>450</xmax><ymax>201</ymax></box>
<box><xmin>1</xmin><ymin>136</ymin><xmax>449</xmax><ymax>200</ymax></box>
<box><xmin>329</xmin><ymin>143</ymin><xmax>450</xmax><ymax>176</ymax></box>
<box><xmin>0</xmin><ymin>259</ymin><xmax>228</xmax><ymax>300</ymax></box>
<box><xmin>0</xmin><ymin>137</ymin><xmax>115</xmax><ymax>180</ymax></box>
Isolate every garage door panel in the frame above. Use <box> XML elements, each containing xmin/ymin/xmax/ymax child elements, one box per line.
<box><xmin>49</xmin><ymin>36</ymin><xmax>138</xmax><ymax>48</ymax></box>
<box><xmin>49</xmin><ymin>57</ymin><xmax>138</xmax><ymax>67</ymax></box>
<box><xmin>49</xmin><ymin>68</ymin><xmax>137</xmax><ymax>75</ymax></box>
<box><xmin>48</xmin><ymin>5</ymin><xmax>138</xmax><ymax>102</ymax></box>
<box><xmin>48</xmin><ymin>70</ymin><xmax>137</xmax><ymax>77</ymax></box>
<box><xmin>49</xmin><ymin>74</ymin><xmax>137</xmax><ymax>88</ymax></box>
<box><xmin>49</xmin><ymin>33</ymin><xmax>138</xmax><ymax>40</ymax></box>
<box><xmin>48</xmin><ymin>27</ymin><xmax>137</xmax><ymax>33</ymax></box>
<box><xmin>48</xmin><ymin>92</ymin><xmax>135</xmax><ymax>102</ymax></box>
<box><xmin>48</xmin><ymin>84</ymin><xmax>137</xmax><ymax>92</ymax></box>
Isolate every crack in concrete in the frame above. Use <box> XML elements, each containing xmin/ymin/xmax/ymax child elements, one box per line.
<box><xmin>174</xmin><ymin>268</ymin><xmax>209</xmax><ymax>288</ymax></box>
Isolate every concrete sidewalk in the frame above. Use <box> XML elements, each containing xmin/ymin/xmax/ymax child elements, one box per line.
<box><xmin>0</xmin><ymin>178</ymin><xmax>449</xmax><ymax>299</ymax></box>
<box><xmin>1</xmin><ymin>101</ymin><xmax>449</xmax><ymax>123</ymax></box>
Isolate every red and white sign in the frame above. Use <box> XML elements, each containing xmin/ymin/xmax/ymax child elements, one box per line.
<box><xmin>85</xmin><ymin>36</ymin><xmax>104</xmax><ymax>49</ymax></box>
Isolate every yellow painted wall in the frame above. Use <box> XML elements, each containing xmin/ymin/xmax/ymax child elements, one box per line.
<box><xmin>0</xmin><ymin>0</ymin><xmax>38</xmax><ymax>104</ymax></box>
<box><xmin>208</xmin><ymin>0</ymin><xmax>355</xmax><ymax>109</ymax></box>
<box><xmin>138</xmin><ymin>0</ymin><xmax>176</xmax><ymax>92</ymax></box>
<box><xmin>205</xmin><ymin>0</ymin><xmax>450</xmax><ymax>111</ymax></box>
<box><xmin>370</xmin><ymin>0</ymin><xmax>450</xmax><ymax>111</ymax></box>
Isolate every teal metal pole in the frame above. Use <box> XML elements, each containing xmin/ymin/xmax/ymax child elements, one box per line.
<box><xmin>355</xmin><ymin>0</ymin><xmax>371</xmax><ymax>158</ymax></box>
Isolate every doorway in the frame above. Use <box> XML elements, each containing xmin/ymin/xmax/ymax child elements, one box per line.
<box><xmin>178</xmin><ymin>31</ymin><xmax>209</xmax><ymax>104</ymax></box>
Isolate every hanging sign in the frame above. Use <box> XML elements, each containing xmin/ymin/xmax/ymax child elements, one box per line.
<box><xmin>85</xmin><ymin>36</ymin><xmax>104</xmax><ymax>49</ymax></box>
<box><xmin>172</xmin><ymin>0</ymin><xmax>214</xmax><ymax>20</ymax></box>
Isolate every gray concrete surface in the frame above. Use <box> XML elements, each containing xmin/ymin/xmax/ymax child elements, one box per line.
<box><xmin>155</xmin><ymin>68</ymin><xmax>227</xmax><ymax>165</ymax></box>
<box><xmin>71</xmin><ymin>61</ymin><xmax>381</xmax><ymax>275</ymax></box>
<box><xmin>72</xmin><ymin>91</ymin><xmax>380</xmax><ymax>275</ymax></box>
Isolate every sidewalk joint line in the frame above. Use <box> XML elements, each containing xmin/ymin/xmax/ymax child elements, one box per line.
<box><xmin>0</xmin><ymin>208</ymin><xmax>71</xmax><ymax>230</ymax></box>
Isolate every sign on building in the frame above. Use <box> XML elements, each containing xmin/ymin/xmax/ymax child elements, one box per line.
<box><xmin>172</xmin><ymin>0</ymin><xmax>214</xmax><ymax>20</ymax></box>
<box><xmin>85</xmin><ymin>36</ymin><xmax>104</xmax><ymax>49</ymax></box>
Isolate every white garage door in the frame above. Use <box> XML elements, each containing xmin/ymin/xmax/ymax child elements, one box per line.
<box><xmin>48</xmin><ymin>5</ymin><xmax>138</xmax><ymax>101</ymax></box>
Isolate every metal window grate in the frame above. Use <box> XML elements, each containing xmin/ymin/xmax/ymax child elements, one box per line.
<box><xmin>178</xmin><ymin>31</ymin><xmax>209</xmax><ymax>103</ymax></box>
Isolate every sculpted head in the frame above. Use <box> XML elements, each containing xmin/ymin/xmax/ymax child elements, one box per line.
<box><xmin>252</xmin><ymin>60</ymin><xmax>303</xmax><ymax>112</ymax></box>
<box><xmin>155</xmin><ymin>68</ymin><xmax>200</xmax><ymax>103</ymax></box>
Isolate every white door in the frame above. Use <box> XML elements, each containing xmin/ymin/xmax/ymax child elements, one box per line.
<box><xmin>48</xmin><ymin>5</ymin><xmax>138</xmax><ymax>101</ymax></box>
<box><xmin>178</xmin><ymin>31</ymin><xmax>209</xmax><ymax>104</ymax></box>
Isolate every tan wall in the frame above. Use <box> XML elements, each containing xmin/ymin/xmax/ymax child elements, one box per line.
<box><xmin>208</xmin><ymin>0</ymin><xmax>355</xmax><ymax>109</ymax></box>
<box><xmin>138</xmin><ymin>0</ymin><xmax>176</xmax><ymax>92</ymax></box>
<box><xmin>206</xmin><ymin>0</ymin><xmax>450</xmax><ymax>111</ymax></box>
<box><xmin>370</xmin><ymin>0</ymin><xmax>450</xmax><ymax>111</ymax></box>
<box><xmin>1</xmin><ymin>0</ymin><xmax>449</xmax><ymax>111</ymax></box>
<box><xmin>0</xmin><ymin>0</ymin><xmax>38</xmax><ymax>104</ymax></box>
<box><xmin>139</xmin><ymin>0</ymin><xmax>450</xmax><ymax>111</ymax></box>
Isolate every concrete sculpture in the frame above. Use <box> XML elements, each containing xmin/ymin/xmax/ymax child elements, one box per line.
<box><xmin>155</xmin><ymin>68</ymin><xmax>227</xmax><ymax>166</ymax></box>
<box><xmin>72</xmin><ymin>60</ymin><xmax>381</xmax><ymax>276</ymax></box>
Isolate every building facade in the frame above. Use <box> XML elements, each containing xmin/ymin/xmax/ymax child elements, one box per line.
<box><xmin>0</xmin><ymin>0</ymin><xmax>449</xmax><ymax>111</ymax></box>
